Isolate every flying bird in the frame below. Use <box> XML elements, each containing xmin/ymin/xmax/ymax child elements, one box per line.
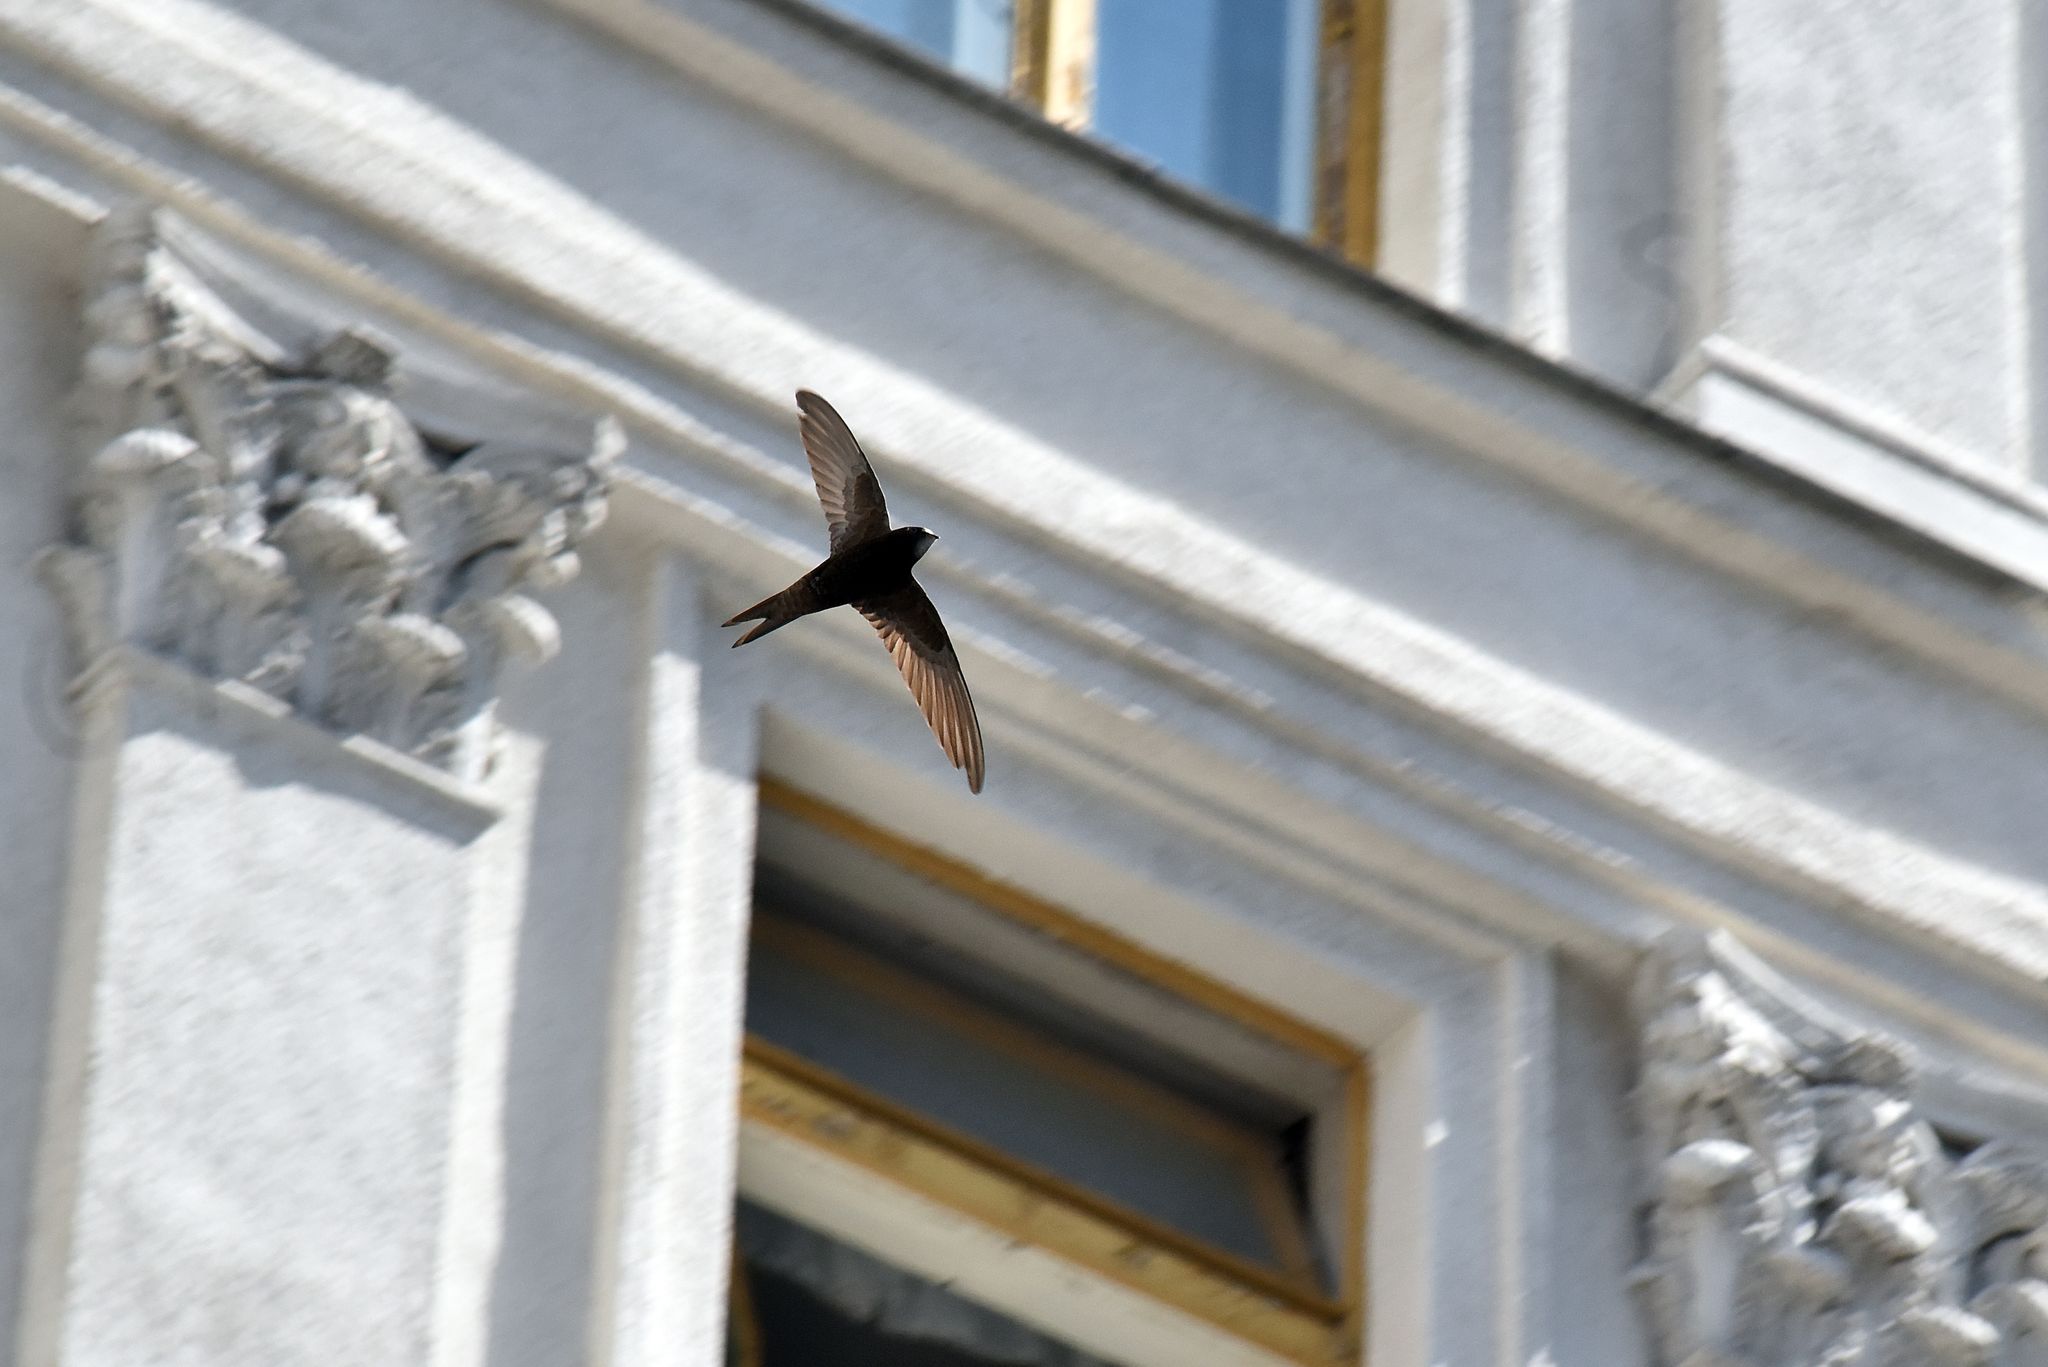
<box><xmin>723</xmin><ymin>390</ymin><xmax>985</xmax><ymax>793</ymax></box>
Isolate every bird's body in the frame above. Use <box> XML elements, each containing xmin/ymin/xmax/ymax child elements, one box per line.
<box><xmin>723</xmin><ymin>392</ymin><xmax>985</xmax><ymax>793</ymax></box>
<box><xmin>726</xmin><ymin>525</ymin><xmax>938</xmax><ymax>646</ymax></box>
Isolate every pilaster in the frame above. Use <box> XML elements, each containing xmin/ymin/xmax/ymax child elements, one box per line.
<box><xmin>18</xmin><ymin>205</ymin><xmax>615</xmax><ymax>1367</ymax></box>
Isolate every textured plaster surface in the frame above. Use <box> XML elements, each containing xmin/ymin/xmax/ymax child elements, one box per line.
<box><xmin>0</xmin><ymin>3</ymin><xmax>2046</xmax><ymax>1367</ymax></box>
<box><xmin>51</xmin><ymin>678</ymin><xmax>483</xmax><ymax>1367</ymax></box>
<box><xmin>3</xmin><ymin>0</ymin><xmax>2044</xmax><ymax>904</ymax></box>
<box><xmin>594</xmin><ymin>556</ymin><xmax>759</xmax><ymax>1367</ymax></box>
<box><xmin>1549</xmin><ymin>960</ymin><xmax>1649</xmax><ymax>1367</ymax></box>
<box><xmin>1715</xmin><ymin>0</ymin><xmax>2020</xmax><ymax>466</ymax></box>
<box><xmin>485</xmin><ymin>550</ymin><xmax>643</xmax><ymax>1367</ymax></box>
<box><xmin>0</xmin><ymin>183</ymin><xmax>91</xmax><ymax>1362</ymax></box>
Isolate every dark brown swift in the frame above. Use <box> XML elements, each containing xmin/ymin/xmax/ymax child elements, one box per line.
<box><xmin>723</xmin><ymin>390</ymin><xmax>986</xmax><ymax>793</ymax></box>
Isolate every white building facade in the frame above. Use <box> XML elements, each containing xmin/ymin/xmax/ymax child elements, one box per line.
<box><xmin>1</xmin><ymin>2</ymin><xmax>2047</xmax><ymax>1366</ymax></box>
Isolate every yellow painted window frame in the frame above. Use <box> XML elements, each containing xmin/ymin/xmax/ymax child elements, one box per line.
<box><xmin>1003</xmin><ymin>0</ymin><xmax>1387</xmax><ymax>267</ymax></box>
<box><xmin>743</xmin><ymin>779</ymin><xmax>1372</xmax><ymax>1366</ymax></box>
<box><xmin>749</xmin><ymin>913</ymin><xmax>1329</xmax><ymax>1293</ymax></box>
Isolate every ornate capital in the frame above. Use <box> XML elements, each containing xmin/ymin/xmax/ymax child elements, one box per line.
<box><xmin>41</xmin><ymin>205</ymin><xmax>617</xmax><ymax>780</ymax></box>
<box><xmin>1634</xmin><ymin>931</ymin><xmax>2048</xmax><ymax>1367</ymax></box>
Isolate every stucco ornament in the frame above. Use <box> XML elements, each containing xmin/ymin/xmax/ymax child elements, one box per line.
<box><xmin>39</xmin><ymin>205</ymin><xmax>617</xmax><ymax>779</ymax></box>
<box><xmin>1634</xmin><ymin>931</ymin><xmax>2048</xmax><ymax>1367</ymax></box>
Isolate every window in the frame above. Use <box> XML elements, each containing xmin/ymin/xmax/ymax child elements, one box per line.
<box><xmin>1093</xmin><ymin>0</ymin><xmax>1320</xmax><ymax>231</ymax></box>
<box><xmin>732</xmin><ymin>780</ymin><xmax>1369</xmax><ymax>1365</ymax></box>
<box><xmin>819</xmin><ymin>0</ymin><xmax>1017</xmax><ymax>89</ymax></box>
<box><xmin>803</xmin><ymin>0</ymin><xmax>1388</xmax><ymax>264</ymax></box>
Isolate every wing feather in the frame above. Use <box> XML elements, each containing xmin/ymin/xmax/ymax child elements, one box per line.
<box><xmin>796</xmin><ymin>390</ymin><xmax>890</xmax><ymax>552</ymax></box>
<box><xmin>857</xmin><ymin>583</ymin><xmax>984</xmax><ymax>794</ymax></box>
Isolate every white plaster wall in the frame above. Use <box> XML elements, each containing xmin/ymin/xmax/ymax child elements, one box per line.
<box><xmin>1480</xmin><ymin>0</ymin><xmax>1686</xmax><ymax>392</ymax></box>
<box><xmin>1553</xmin><ymin>0</ymin><xmax>1680</xmax><ymax>388</ymax></box>
<box><xmin>591</xmin><ymin>555</ymin><xmax>759</xmax><ymax>1367</ymax></box>
<box><xmin>1547</xmin><ymin>959</ymin><xmax>1648</xmax><ymax>1367</ymax></box>
<box><xmin>8</xmin><ymin>0</ymin><xmax>2045</xmax><ymax>901</ymax></box>
<box><xmin>30</xmin><ymin>667</ymin><xmax>504</xmax><ymax>1367</ymax></box>
<box><xmin>1405</xmin><ymin>0</ymin><xmax>2033</xmax><ymax>481</ymax></box>
<box><xmin>1707</xmin><ymin>0</ymin><xmax>2022</xmax><ymax>468</ymax></box>
<box><xmin>0</xmin><ymin>181</ymin><xmax>93</xmax><ymax>1365</ymax></box>
<box><xmin>2</xmin><ymin>4</ymin><xmax>2048</xmax><ymax>1366</ymax></box>
<box><xmin>2024</xmin><ymin>0</ymin><xmax>2048</xmax><ymax>482</ymax></box>
<box><xmin>484</xmin><ymin>550</ymin><xmax>646</xmax><ymax>1367</ymax></box>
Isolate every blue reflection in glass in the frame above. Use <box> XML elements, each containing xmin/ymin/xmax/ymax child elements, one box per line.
<box><xmin>817</xmin><ymin>0</ymin><xmax>1015</xmax><ymax>90</ymax></box>
<box><xmin>1094</xmin><ymin>0</ymin><xmax>1320</xmax><ymax>230</ymax></box>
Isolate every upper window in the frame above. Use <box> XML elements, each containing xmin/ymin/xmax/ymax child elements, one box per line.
<box><xmin>802</xmin><ymin>0</ymin><xmax>1387</xmax><ymax>263</ymax></box>
<box><xmin>1093</xmin><ymin>0</ymin><xmax>1320</xmax><ymax>232</ymax></box>
<box><xmin>732</xmin><ymin>780</ymin><xmax>1369</xmax><ymax>1365</ymax></box>
<box><xmin>822</xmin><ymin>0</ymin><xmax>1016</xmax><ymax>89</ymax></box>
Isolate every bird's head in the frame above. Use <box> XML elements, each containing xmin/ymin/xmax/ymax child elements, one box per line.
<box><xmin>907</xmin><ymin>527</ymin><xmax>939</xmax><ymax>561</ymax></box>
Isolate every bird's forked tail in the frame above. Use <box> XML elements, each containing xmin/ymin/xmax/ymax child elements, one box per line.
<box><xmin>722</xmin><ymin>582</ymin><xmax>812</xmax><ymax>647</ymax></box>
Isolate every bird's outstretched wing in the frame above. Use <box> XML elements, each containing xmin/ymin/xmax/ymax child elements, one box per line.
<box><xmin>857</xmin><ymin>583</ymin><xmax>984</xmax><ymax>793</ymax></box>
<box><xmin>796</xmin><ymin>390</ymin><xmax>891</xmax><ymax>552</ymax></box>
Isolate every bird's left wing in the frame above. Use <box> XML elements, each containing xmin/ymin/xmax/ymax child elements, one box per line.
<box><xmin>856</xmin><ymin>583</ymin><xmax>985</xmax><ymax>794</ymax></box>
<box><xmin>796</xmin><ymin>390</ymin><xmax>891</xmax><ymax>552</ymax></box>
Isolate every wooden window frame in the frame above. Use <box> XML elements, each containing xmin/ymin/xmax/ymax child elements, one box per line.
<box><xmin>1010</xmin><ymin>0</ymin><xmax>1096</xmax><ymax>127</ymax></box>
<box><xmin>749</xmin><ymin>912</ymin><xmax>1330</xmax><ymax>1294</ymax></box>
<box><xmin>741</xmin><ymin>778</ymin><xmax>1371</xmax><ymax>1366</ymax></box>
<box><xmin>1311</xmin><ymin>0</ymin><xmax>1388</xmax><ymax>266</ymax></box>
<box><xmin>1004</xmin><ymin>0</ymin><xmax>1387</xmax><ymax>267</ymax></box>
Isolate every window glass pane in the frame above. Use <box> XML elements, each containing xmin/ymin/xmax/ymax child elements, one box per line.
<box><xmin>747</xmin><ymin>882</ymin><xmax>1322</xmax><ymax>1283</ymax></box>
<box><xmin>814</xmin><ymin>0</ymin><xmax>1015</xmax><ymax>90</ymax></box>
<box><xmin>743</xmin><ymin>793</ymin><xmax>1370</xmax><ymax>1310</ymax></box>
<box><xmin>1093</xmin><ymin>0</ymin><xmax>1321</xmax><ymax>230</ymax></box>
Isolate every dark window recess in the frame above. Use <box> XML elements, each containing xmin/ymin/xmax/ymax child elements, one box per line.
<box><xmin>745</xmin><ymin>838</ymin><xmax>1344</xmax><ymax>1293</ymax></box>
<box><xmin>730</xmin><ymin>1202</ymin><xmax>1113</xmax><ymax>1367</ymax></box>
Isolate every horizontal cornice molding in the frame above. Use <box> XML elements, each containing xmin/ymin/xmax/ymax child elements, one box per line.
<box><xmin>0</xmin><ymin>0</ymin><xmax>2043</xmax><ymax>694</ymax></box>
<box><xmin>4</xmin><ymin>2</ymin><xmax>2048</xmax><ymax>1031</ymax></box>
<box><xmin>1662</xmin><ymin>335</ymin><xmax>2048</xmax><ymax>587</ymax></box>
<box><xmin>537</xmin><ymin>0</ymin><xmax>2048</xmax><ymax>670</ymax></box>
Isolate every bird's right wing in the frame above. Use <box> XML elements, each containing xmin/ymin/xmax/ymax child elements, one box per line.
<box><xmin>796</xmin><ymin>390</ymin><xmax>891</xmax><ymax>552</ymax></box>
<box><xmin>857</xmin><ymin>583</ymin><xmax>985</xmax><ymax>794</ymax></box>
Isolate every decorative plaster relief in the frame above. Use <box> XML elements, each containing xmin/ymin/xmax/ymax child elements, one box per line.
<box><xmin>39</xmin><ymin>205</ymin><xmax>618</xmax><ymax>780</ymax></box>
<box><xmin>1634</xmin><ymin>931</ymin><xmax>2048</xmax><ymax>1367</ymax></box>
